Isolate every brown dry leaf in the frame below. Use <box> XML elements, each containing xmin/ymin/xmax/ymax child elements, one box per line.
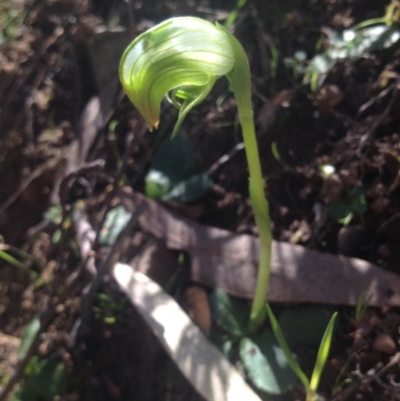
<box><xmin>129</xmin><ymin>237</ymin><xmax>178</xmax><ymax>288</ymax></box>
<box><xmin>183</xmin><ymin>286</ymin><xmax>212</xmax><ymax>336</ymax></box>
<box><xmin>118</xmin><ymin>188</ymin><xmax>400</xmax><ymax>307</ymax></box>
<box><xmin>88</xmin><ymin>27</ymin><xmax>133</xmax><ymax>92</ymax></box>
<box><xmin>65</xmin><ymin>78</ymin><xmax>118</xmax><ymax>175</ymax></box>
<box><xmin>256</xmin><ymin>89</ymin><xmax>296</xmax><ymax>136</ymax></box>
<box><xmin>0</xmin><ymin>333</ymin><xmax>20</xmax><ymax>393</ymax></box>
<box><xmin>315</xmin><ymin>84</ymin><xmax>343</xmax><ymax>112</ymax></box>
<box><xmin>113</xmin><ymin>264</ymin><xmax>261</xmax><ymax>401</ymax></box>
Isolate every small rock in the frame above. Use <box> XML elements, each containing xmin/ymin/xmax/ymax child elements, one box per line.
<box><xmin>353</xmin><ymin>326</ymin><xmax>371</xmax><ymax>348</ymax></box>
<box><xmin>339</xmin><ymin>168</ymin><xmax>358</xmax><ymax>187</ymax></box>
<box><xmin>356</xmin><ymin>350</ymin><xmax>381</xmax><ymax>371</ymax></box>
<box><xmin>370</xmin><ymin>197</ymin><xmax>390</xmax><ymax>214</ymax></box>
<box><xmin>372</xmin><ymin>333</ymin><xmax>396</xmax><ymax>354</ymax></box>
<box><xmin>376</xmin><ymin>244</ymin><xmax>390</xmax><ymax>259</ymax></box>
<box><xmin>316</xmin><ymin>84</ymin><xmax>343</xmax><ymax>113</ymax></box>
<box><xmin>368</xmin><ymin>315</ymin><xmax>381</xmax><ymax>328</ymax></box>
<box><xmin>322</xmin><ymin>173</ymin><xmax>343</xmax><ymax>202</ymax></box>
<box><xmin>337</xmin><ymin>225</ymin><xmax>369</xmax><ymax>258</ymax></box>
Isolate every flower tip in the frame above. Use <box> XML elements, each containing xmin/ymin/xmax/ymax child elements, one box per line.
<box><xmin>145</xmin><ymin>120</ymin><xmax>159</xmax><ymax>132</ymax></box>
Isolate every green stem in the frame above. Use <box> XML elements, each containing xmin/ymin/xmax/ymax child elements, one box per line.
<box><xmin>225</xmin><ymin>27</ymin><xmax>272</xmax><ymax>332</ymax></box>
<box><xmin>240</xmin><ymin>114</ymin><xmax>272</xmax><ymax>332</ymax></box>
<box><xmin>351</xmin><ymin>17</ymin><xmax>386</xmax><ymax>31</ymax></box>
<box><xmin>305</xmin><ymin>390</ymin><xmax>315</xmax><ymax>401</ymax></box>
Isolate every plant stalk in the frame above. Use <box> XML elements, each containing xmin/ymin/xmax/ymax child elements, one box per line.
<box><xmin>226</xmin><ymin>30</ymin><xmax>272</xmax><ymax>331</ymax></box>
<box><xmin>240</xmin><ymin>115</ymin><xmax>272</xmax><ymax>332</ymax></box>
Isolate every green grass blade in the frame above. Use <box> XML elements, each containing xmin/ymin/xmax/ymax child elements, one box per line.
<box><xmin>266</xmin><ymin>304</ymin><xmax>310</xmax><ymax>390</ymax></box>
<box><xmin>224</xmin><ymin>0</ymin><xmax>248</xmax><ymax>28</ymax></box>
<box><xmin>0</xmin><ymin>250</ymin><xmax>38</xmax><ymax>278</ymax></box>
<box><xmin>310</xmin><ymin>311</ymin><xmax>338</xmax><ymax>392</ymax></box>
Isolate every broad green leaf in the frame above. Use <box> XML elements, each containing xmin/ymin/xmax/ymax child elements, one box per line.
<box><xmin>162</xmin><ymin>173</ymin><xmax>213</xmax><ymax>203</ymax></box>
<box><xmin>145</xmin><ymin>132</ymin><xmax>213</xmax><ymax>202</ymax></box>
<box><xmin>306</xmin><ymin>24</ymin><xmax>400</xmax><ymax>91</ymax></box>
<box><xmin>11</xmin><ymin>357</ymin><xmax>68</xmax><ymax>401</ymax></box>
<box><xmin>150</xmin><ymin>132</ymin><xmax>197</xmax><ymax>184</ymax></box>
<box><xmin>145</xmin><ymin>132</ymin><xmax>197</xmax><ymax>200</ymax></box>
<box><xmin>327</xmin><ymin>200</ymin><xmax>351</xmax><ymax>220</ymax></box>
<box><xmin>326</xmin><ymin>25</ymin><xmax>400</xmax><ymax>62</ymax></box>
<box><xmin>361</xmin><ymin>25</ymin><xmax>400</xmax><ymax>51</ymax></box>
<box><xmin>208</xmin><ymin>289</ymin><xmax>249</xmax><ymax>338</ymax></box>
<box><xmin>240</xmin><ymin>329</ymin><xmax>298</xmax><ymax>395</ymax></box>
<box><xmin>44</xmin><ymin>204</ymin><xmax>62</xmax><ymax>224</ymax></box>
<box><xmin>348</xmin><ymin>187</ymin><xmax>367</xmax><ymax>215</ymax></box>
<box><xmin>294</xmin><ymin>50</ymin><xmax>307</xmax><ymax>62</ymax></box>
<box><xmin>25</xmin><ymin>359</ymin><xmax>68</xmax><ymax>399</ymax></box>
<box><xmin>309</xmin><ymin>54</ymin><xmax>332</xmax><ymax>74</ymax></box>
<box><xmin>30</xmin><ymin>359</ymin><xmax>67</xmax><ymax>397</ymax></box>
<box><xmin>145</xmin><ymin>170</ymin><xmax>171</xmax><ymax>199</ymax></box>
<box><xmin>278</xmin><ymin>306</ymin><xmax>333</xmax><ymax>348</ymax></box>
<box><xmin>99</xmin><ymin>205</ymin><xmax>132</xmax><ymax>246</ymax></box>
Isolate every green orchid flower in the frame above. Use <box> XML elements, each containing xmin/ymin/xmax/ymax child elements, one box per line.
<box><xmin>120</xmin><ymin>17</ymin><xmax>235</xmax><ymax>135</ymax></box>
<box><xmin>120</xmin><ymin>16</ymin><xmax>272</xmax><ymax>332</ymax></box>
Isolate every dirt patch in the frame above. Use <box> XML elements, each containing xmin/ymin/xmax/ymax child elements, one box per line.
<box><xmin>1</xmin><ymin>0</ymin><xmax>400</xmax><ymax>400</ymax></box>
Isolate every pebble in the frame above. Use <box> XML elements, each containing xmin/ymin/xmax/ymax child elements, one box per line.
<box><xmin>372</xmin><ymin>333</ymin><xmax>396</xmax><ymax>354</ymax></box>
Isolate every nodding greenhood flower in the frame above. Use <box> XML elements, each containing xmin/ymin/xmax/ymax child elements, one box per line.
<box><xmin>120</xmin><ymin>16</ymin><xmax>272</xmax><ymax>333</ymax></box>
<box><xmin>119</xmin><ymin>17</ymin><xmax>237</xmax><ymax>136</ymax></box>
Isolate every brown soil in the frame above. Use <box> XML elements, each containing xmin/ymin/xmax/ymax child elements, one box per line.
<box><xmin>1</xmin><ymin>0</ymin><xmax>400</xmax><ymax>400</ymax></box>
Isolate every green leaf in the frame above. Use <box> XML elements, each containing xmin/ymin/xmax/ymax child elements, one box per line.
<box><xmin>361</xmin><ymin>25</ymin><xmax>400</xmax><ymax>51</ymax></box>
<box><xmin>103</xmin><ymin>316</ymin><xmax>116</xmax><ymax>324</ymax></box>
<box><xmin>309</xmin><ymin>54</ymin><xmax>333</xmax><ymax>74</ymax></box>
<box><xmin>327</xmin><ymin>200</ymin><xmax>351</xmax><ymax>220</ymax></box>
<box><xmin>283</xmin><ymin>57</ymin><xmax>295</xmax><ymax>68</ymax></box>
<box><xmin>162</xmin><ymin>173</ymin><xmax>213</xmax><ymax>203</ymax></box>
<box><xmin>210</xmin><ymin>333</ymin><xmax>236</xmax><ymax>363</ymax></box>
<box><xmin>31</xmin><ymin>360</ymin><xmax>67</xmax><ymax>397</ymax></box>
<box><xmin>27</xmin><ymin>359</ymin><xmax>68</xmax><ymax>399</ymax></box>
<box><xmin>44</xmin><ymin>204</ymin><xmax>62</xmax><ymax>224</ymax></box>
<box><xmin>99</xmin><ymin>205</ymin><xmax>132</xmax><ymax>246</ymax></box>
<box><xmin>208</xmin><ymin>289</ymin><xmax>249</xmax><ymax>338</ymax></box>
<box><xmin>51</xmin><ymin>229</ymin><xmax>62</xmax><ymax>244</ymax></box>
<box><xmin>145</xmin><ymin>170</ymin><xmax>172</xmax><ymax>199</ymax></box>
<box><xmin>145</xmin><ymin>132</ymin><xmax>197</xmax><ymax>199</ymax></box>
<box><xmin>266</xmin><ymin>305</ymin><xmax>309</xmax><ymax>391</ymax></box>
<box><xmin>325</xmin><ymin>25</ymin><xmax>400</xmax><ymax>62</ymax></box>
<box><xmin>240</xmin><ymin>329</ymin><xmax>298</xmax><ymax>395</ymax></box>
<box><xmin>310</xmin><ymin>312</ymin><xmax>338</xmax><ymax>393</ymax></box>
<box><xmin>0</xmin><ymin>250</ymin><xmax>38</xmax><ymax>278</ymax></box>
<box><xmin>145</xmin><ymin>132</ymin><xmax>213</xmax><ymax>202</ymax></box>
<box><xmin>11</xmin><ymin>358</ymin><xmax>68</xmax><ymax>400</ymax></box>
<box><xmin>224</xmin><ymin>0</ymin><xmax>248</xmax><ymax>28</ymax></box>
<box><xmin>18</xmin><ymin>317</ymin><xmax>40</xmax><ymax>360</ymax></box>
<box><xmin>348</xmin><ymin>186</ymin><xmax>367</xmax><ymax>214</ymax></box>
<box><xmin>278</xmin><ymin>306</ymin><xmax>333</xmax><ymax>348</ymax></box>
<box><xmin>294</xmin><ymin>50</ymin><xmax>307</xmax><ymax>62</ymax></box>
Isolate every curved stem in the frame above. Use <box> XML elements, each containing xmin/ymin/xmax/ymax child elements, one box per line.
<box><xmin>224</xmin><ymin>25</ymin><xmax>272</xmax><ymax>332</ymax></box>
<box><xmin>351</xmin><ymin>17</ymin><xmax>386</xmax><ymax>31</ymax></box>
<box><xmin>239</xmin><ymin>115</ymin><xmax>272</xmax><ymax>332</ymax></box>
